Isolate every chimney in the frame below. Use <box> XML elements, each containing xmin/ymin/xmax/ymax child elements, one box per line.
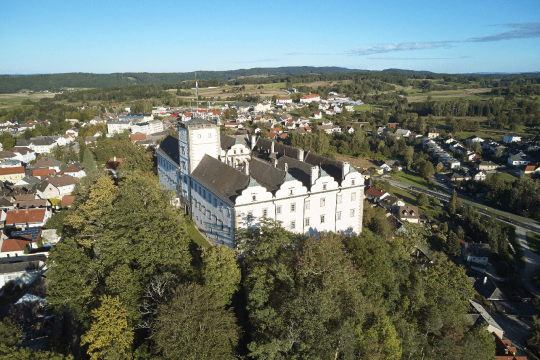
<box><xmin>251</xmin><ymin>135</ymin><xmax>257</xmax><ymax>150</ymax></box>
<box><xmin>273</xmin><ymin>157</ymin><xmax>278</xmax><ymax>168</ymax></box>
<box><xmin>310</xmin><ymin>166</ymin><xmax>319</xmax><ymax>185</ymax></box>
<box><xmin>113</xmin><ymin>156</ymin><xmax>117</xmax><ymax>162</ymax></box>
<box><xmin>483</xmin><ymin>277</ymin><xmax>487</xmax><ymax>285</ymax></box>
<box><xmin>342</xmin><ymin>162</ymin><xmax>350</xmax><ymax>180</ymax></box>
<box><xmin>504</xmin><ymin>349</ymin><xmax>508</xmax><ymax>355</ymax></box>
<box><xmin>297</xmin><ymin>149</ymin><xmax>304</xmax><ymax>161</ymax></box>
<box><xmin>271</xmin><ymin>141</ymin><xmax>275</xmax><ymax>154</ymax></box>
<box><xmin>284</xmin><ymin>163</ymin><xmax>288</xmax><ymax>172</ymax></box>
<box><xmin>244</xmin><ymin>161</ymin><xmax>250</xmax><ymax>175</ymax></box>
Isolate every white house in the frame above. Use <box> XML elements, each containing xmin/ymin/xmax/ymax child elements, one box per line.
<box><xmin>300</xmin><ymin>94</ymin><xmax>321</xmax><ymax>104</ymax></box>
<box><xmin>503</xmin><ymin>135</ymin><xmax>521</xmax><ymax>143</ymax></box>
<box><xmin>63</xmin><ymin>162</ymin><xmax>86</xmax><ymax>178</ymax></box>
<box><xmin>131</xmin><ymin>120</ymin><xmax>164</xmax><ymax>135</ymax></box>
<box><xmin>508</xmin><ymin>155</ymin><xmax>530</xmax><ymax>166</ymax></box>
<box><xmin>107</xmin><ymin>120</ymin><xmax>132</xmax><ymax>134</ymax></box>
<box><xmin>276</xmin><ymin>97</ymin><xmax>292</xmax><ymax>106</ymax></box>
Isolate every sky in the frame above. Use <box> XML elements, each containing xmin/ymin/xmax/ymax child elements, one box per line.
<box><xmin>1</xmin><ymin>0</ymin><xmax>540</xmax><ymax>74</ymax></box>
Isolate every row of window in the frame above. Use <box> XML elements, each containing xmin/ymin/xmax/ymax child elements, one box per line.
<box><xmin>252</xmin><ymin>192</ymin><xmax>358</xmax><ymax>205</ymax></box>
<box><xmin>289</xmin><ymin>210</ymin><xmax>356</xmax><ymax>229</ymax></box>
<box><xmin>194</xmin><ymin>215</ymin><xmax>232</xmax><ymax>236</ymax></box>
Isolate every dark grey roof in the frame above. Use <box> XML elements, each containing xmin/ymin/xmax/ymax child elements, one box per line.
<box><xmin>34</xmin><ymin>157</ymin><xmax>62</xmax><ymax>168</ymax></box>
<box><xmin>463</xmin><ymin>243</ymin><xmax>491</xmax><ymax>258</ymax></box>
<box><xmin>469</xmin><ymin>277</ymin><xmax>506</xmax><ymax>300</ymax></box>
<box><xmin>35</xmin><ymin>181</ymin><xmax>52</xmax><ymax>193</ymax></box>
<box><xmin>191</xmin><ymin>155</ymin><xmax>249</xmax><ymax>203</ymax></box>
<box><xmin>304</xmin><ymin>152</ymin><xmax>344</xmax><ymax>184</ymax></box>
<box><xmin>254</xmin><ymin>138</ymin><xmax>302</xmax><ymax>160</ymax></box>
<box><xmin>0</xmin><ymin>260</ymin><xmax>43</xmax><ymax>275</ymax></box>
<box><xmin>220</xmin><ymin>133</ymin><xmax>236</xmax><ymax>150</ymax></box>
<box><xmin>250</xmin><ymin>158</ymin><xmax>286</xmax><ymax>193</ymax></box>
<box><xmin>276</xmin><ymin>156</ymin><xmax>312</xmax><ymax>189</ymax></box>
<box><xmin>158</xmin><ymin>136</ymin><xmax>179</xmax><ymax>166</ymax></box>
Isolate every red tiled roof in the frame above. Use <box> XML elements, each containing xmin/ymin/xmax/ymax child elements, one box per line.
<box><xmin>0</xmin><ymin>166</ymin><xmax>25</xmax><ymax>176</ymax></box>
<box><xmin>33</xmin><ymin>169</ymin><xmax>55</xmax><ymax>177</ymax></box>
<box><xmin>105</xmin><ymin>158</ymin><xmax>123</xmax><ymax>170</ymax></box>
<box><xmin>278</xmin><ymin>133</ymin><xmax>288</xmax><ymax>139</ymax></box>
<box><xmin>301</xmin><ymin>94</ymin><xmax>320</xmax><ymax>99</ymax></box>
<box><xmin>271</xmin><ymin>127</ymin><xmax>282</xmax><ymax>132</ymax></box>
<box><xmin>267</xmin><ymin>131</ymin><xmax>277</xmax><ymax>138</ymax></box>
<box><xmin>130</xmin><ymin>133</ymin><xmax>147</xmax><ymax>141</ymax></box>
<box><xmin>5</xmin><ymin>208</ymin><xmax>47</xmax><ymax>225</ymax></box>
<box><xmin>366</xmin><ymin>187</ymin><xmax>386</xmax><ymax>198</ymax></box>
<box><xmin>61</xmin><ymin>195</ymin><xmax>75</xmax><ymax>207</ymax></box>
<box><xmin>183</xmin><ymin>113</ymin><xmax>192</xmax><ymax>117</ymax></box>
<box><xmin>1</xmin><ymin>239</ymin><xmax>30</xmax><ymax>252</ymax></box>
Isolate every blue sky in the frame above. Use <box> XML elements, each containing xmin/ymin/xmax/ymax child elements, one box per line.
<box><xmin>1</xmin><ymin>0</ymin><xmax>539</xmax><ymax>74</ymax></box>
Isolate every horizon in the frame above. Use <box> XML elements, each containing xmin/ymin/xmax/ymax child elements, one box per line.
<box><xmin>1</xmin><ymin>0</ymin><xmax>540</xmax><ymax>74</ymax></box>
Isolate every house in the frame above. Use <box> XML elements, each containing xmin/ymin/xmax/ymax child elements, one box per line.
<box><xmin>472</xmin><ymin>170</ymin><xmax>487</xmax><ymax>181</ymax></box>
<box><xmin>467</xmin><ymin>300</ymin><xmax>504</xmax><ymax>339</ymax></box>
<box><xmin>446</xmin><ymin>171</ymin><xmax>471</xmax><ymax>182</ymax></box>
<box><xmin>0</xmin><ymin>159</ymin><xmax>22</xmax><ymax>168</ymax></box>
<box><xmin>105</xmin><ymin>157</ymin><xmax>123</xmax><ymax>177</ymax></box>
<box><xmin>61</xmin><ymin>195</ymin><xmax>75</xmax><ymax>208</ymax></box>
<box><xmin>63</xmin><ymin>162</ymin><xmax>86</xmax><ymax>178</ymax></box>
<box><xmin>518</xmin><ymin>164</ymin><xmax>538</xmax><ymax>176</ymax></box>
<box><xmin>312</xmin><ymin>111</ymin><xmax>322</xmax><ymax>119</ymax></box>
<box><xmin>33</xmin><ymin>157</ymin><xmax>62</xmax><ymax>172</ymax></box>
<box><xmin>13</xmin><ymin>176</ymin><xmax>41</xmax><ymax>189</ymax></box>
<box><xmin>35</xmin><ymin>181</ymin><xmax>60</xmax><ymax>199</ymax></box>
<box><xmin>365</xmin><ymin>187</ymin><xmax>389</xmax><ymax>202</ymax></box>
<box><xmin>465</xmin><ymin>136</ymin><xmax>484</xmax><ymax>143</ymax></box>
<box><xmin>427</xmin><ymin>128</ymin><xmax>440</xmax><ymax>138</ymax></box>
<box><xmin>462</xmin><ymin>242</ymin><xmax>491</xmax><ymax>269</ymax></box>
<box><xmin>0</xmin><ymin>151</ymin><xmax>17</xmax><ymax>161</ymax></box>
<box><xmin>0</xmin><ymin>261</ymin><xmax>45</xmax><ymax>286</ymax></box>
<box><xmin>394</xmin><ymin>129</ymin><xmax>411</xmax><ymax>138</ymax></box>
<box><xmin>130</xmin><ymin>133</ymin><xmax>147</xmax><ymax>142</ymax></box>
<box><xmin>31</xmin><ymin>168</ymin><xmax>56</xmax><ymax>179</ymax></box>
<box><xmin>503</xmin><ymin>135</ymin><xmax>521</xmax><ymax>144</ymax></box>
<box><xmin>346</xmin><ymin>126</ymin><xmax>355</xmax><ymax>134</ymax></box>
<box><xmin>276</xmin><ymin>97</ymin><xmax>292</xmax><ymax>105</ymax></box>
<box><xmin>469</xmin><ymin>276</ymin><xmax>506</xmax><ymax>301</ymax></box>
<box><xmin>397</xmin><ymin>206</ymin><xmax>420</xmax><ymax>224</ymax></box>
<box><xmin>384</xmin><ymin>160</ymin><xmax>402</xmax><ymax>171</ymax></box>
<box><xmin>477</xmin><ymin>161</ymin><xmax>499</xmax><ymax>171</ymax></box>
<box><xmin>508</xmin><ymin>155</ymin><xmax>530</xmax><ymax>166</ymax></box>
<box><xmin>47</xmin><ymin>175</ymin><xmax>80</xmax><ymax>196</ymax></box>
<box><xmin>10</xmin><ymin>146</ymin><xmax>36</xmax><ymax>164</ymax></box>
<box><xmin>131</xmin><ymin>120</ymin><xmax>164</xmax><ymax>135</ymax></box>
<box><xmin>107</xmin><ymin>120</ymin><xmax>132</xmax><ymax>134</ymax></box>
<box><xmin>379</xmin><ymin>196</ymin><xmax>405</xmax><ymax>212</ymax></box>
<box><xmin>361</xmin><ymin>170</ymin><xmax>370</xmax><ymax>179</ymax></box>
<box><xmin>493</xmin><ymin>332</ymin><xmax>526</xmax><ymax>359</ymax></box>
<box><xmin>85</xmin><ymin>136</ymin><xmax>97</xmax><ymax>145</ymax></box>
<box><xmin>300</xmin><ymin>94</ymin><xmax>321</xmax><ymax>103</ymax></box>
<box><xmin>0</xmin><ymin>166</ymin><xmax>26</xmax><ymax>182</ymax></box>
<box><xmin>388</xmin><ymin>122</ymin><xmax>399</xmax><ymax>128</ymax></box>
<box><xmin>0</xmin><ymin>239</ymin><xmax>31</xmax><ymax>260</ymax></box>
<box><xmin>5</xmin><ymin>208</ymin><xmax>51</xmax><ymax>229</ymax></box>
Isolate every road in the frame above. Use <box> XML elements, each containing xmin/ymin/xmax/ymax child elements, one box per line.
<box><xmin>380</xmin><ymin>177</ymin><xmax>540</xmax><ymax>234</ymax></box>
<box><xmin>516</xmin><ymin>227</ymin><xmax>540</xmax><ymax>296</ymax></box>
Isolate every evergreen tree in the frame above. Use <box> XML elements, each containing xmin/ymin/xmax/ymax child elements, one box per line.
<box><xmin>82</xmin><ymin>148</ymin><xmax>98</xmax><ymax>175</ymax></box>
<box><xmin>445</xmin><ymin>230</ymin><xmax>461</xmax><ymax>256</ymax></box>
<box><xmin>448</xmin><ymin>190</ymin><xmax>458</xmax><ymax>215</ymax></box>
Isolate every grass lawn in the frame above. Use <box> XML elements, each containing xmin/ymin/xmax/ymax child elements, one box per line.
<box><xmin>486</xmin><ymin>172</ymin><xmax>518</xmax><ymax>183</ymax></box>
<box><xmin>527</xmin><ymin>232</ymin><xmax>540</xmax><ymax>256</ymax></box>
<box><xmin>387</xmin><ymin>184</ymin><xmax>444</xmax><ymax>218</ymax></box>
<box><xmin>389</xmin><ymin>169</ymin><xmax>434</xmax><ymax>190</ymax></box>
<box><xmin>354</xmin><ymin>104</ymin><xmax>386</xmax><ymax>111</ymax></box>
<box><xmin>185</xmin><ymin>220</ymin><xmax>211</xmax><ymax>248</ymax></box>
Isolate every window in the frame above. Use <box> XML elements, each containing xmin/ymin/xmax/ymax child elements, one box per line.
<box><xmin>182</xmin><ymin>161</ymin><xmax>186</xmax><ymax>169</ymax></box>
<box><xmin>203</xmin><ymin>189</ymin><xmax>206</xmax><ymax>198</ymax></box>
<box><xmin>351</xmin><ymin>193</ymin><xmax>356</xmax><ymax>201</ymax></box>
<box><xmin>215</xmin><ymin>216</ymin><xmax>218</xmax><ymax>224</ymax></box>
<box><xmin>221</xmin><ymin>221</ymin><xmax>224</xmax><ymax>230</ymax></box>
<box><xmin>320</xmin><ymin>198</ymin><xmax>325</xmax><ymax>207</ymax></box>
<box><xmin>320</xmin><ymin>215</ymin><xmax>325</xmax><ymax>224</ymax></box>
<box><xmin>352</xmin><ymin>179</ymin><xmax>356</xmax><ymax>185</ymax></box>
<box><xmin>252</xmin><ymin>194</ymin><xmax>257</xmax><ymax>201</ymax></box>
<box><xmin>337</xmin><ymin>195</ymin><xmax>342</xmax><ymax>204</ymax></box>
<box><xmin>350</xmin><ymin>209</ymin><xmax>355</xmax><ymax>217</ymax></box>
<box><xmin>277</xmin><ymin>205</ymin><xmax>282</xmax><ymax>214</ymax></box>
<box><xmin>263</xmin><ymin>208</ymin><xmax>268</xmax><ymax>217</ymax></box>
<box><xmin>197</xmin><ymin>134</ymin><xmax>201</xmax><ymax>139</ymax></box>
<box><xmin>323</xmin><ymin>183</ymin><xmax>327</xmax><ymax>190</ymax></box>
<box><xmin>289</xmin><ymin>188</ymin><xmax>293</xmax><ymax>196</ymax></box>
<box><xmin>227</xmin><ymin>208</ymin><xmax>230</xmax><ymax>217</ymax></box>
<box><xmin>337</xmin><ymin>212</ymin><xmax>342</xmax><ymax>220</ymax></box>
<box><xmin>208</xmin><ymin>133</ymin><xmax>211</xmax><ymax>138</ymax></box>
<box><xmin>228</xmin><ymin>226</ymin><xmax>231</xmax><ymax>236</ymax></box>
<box><xmin>219</xmin><ymin>203</ymin><xmax>223</xmax><ymax>212</ymax></box>
<box><xmin>248</xmin><ymin>211</ymin><xmax>254</xmax><ymax>220</ymax></box>
<box><xmin>291</xmin><ymin>203</ymin><xmax>296</xmax><ymax>212</ymax></box>
<box><xmin>305</xmin><ymin>200</ymin><xmax>310</xmax><ymax>210</ymax></box>
<box><xmin>290</xmin><ymin>221</ymin><xmax>296</xmax><ymax>229</ymax></box>
<box><xmin>305</xmin><ymin>218</ymin><xmax>310</xmax><ymax>227</ymax></box>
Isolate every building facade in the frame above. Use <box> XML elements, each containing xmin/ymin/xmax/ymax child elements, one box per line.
<box><xmin>157</xmin><ymin>118</ymin><xmax>364</xmax><ymax>248</ymax></box>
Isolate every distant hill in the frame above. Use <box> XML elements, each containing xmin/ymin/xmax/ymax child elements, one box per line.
<box><xmin>381</xmin><ymin>68</ymin><xmax>434</xmax><ymax>75</ymax></box>
<box><xmin>0</xmin><ymin>66</ymin><xmax>364</xmax><ymax>94</ymax></box>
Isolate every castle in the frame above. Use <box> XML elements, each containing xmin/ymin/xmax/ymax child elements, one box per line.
<box><xmin>157</xmin><ymin>118</ymin><xmax>364</xmax><ymax>247</ymax></box>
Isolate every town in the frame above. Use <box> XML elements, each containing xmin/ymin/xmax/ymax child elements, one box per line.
<box><xmin>0</xmin><ymin>69</ymin><xmax>539</xmax><ymax>359</ymax></box>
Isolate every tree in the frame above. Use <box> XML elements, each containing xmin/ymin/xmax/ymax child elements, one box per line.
<box><xmin>448</xmin><ymin>190</ymin><xmax>458</xmax><ymax>215</ymax></box>
<box><xmin>0</xmin><ymin>132</ymin><xmax>15</xmax><ymax>151</ymax></box>
<box><xmin>441</xmin><ymin>222</ymin><xmax>449</xmax><ymax>233</ymax></box>
<box><xmin>418</xmin><ymin>193</ymin><xmax>429</xmax><ymax>207</ymax></box>
<box><xmin>81</xmin><ymin>295</ymin><xmax>134</xmax><ymax>360</ymax></box>
<box><xmin>526</xmin><ymin>315</ymin><xmax>540</xmax><ymax>357</ymax></box>
<box><xmin>420</xmin><ymin>161</ymin><xmax>435</xmax><ymax>179</ymax></box>
<box><xmin>82</xmin><ymin>148</ymin><xmax>98</xmax><ymax>175</ymax></box>
<box><xmin>445</xmin><ymin>230</ymin><xmax>461</xmax><ymax>257</ymax></box>
<box><xmin>153</xmin><ymin>283</ymin><xmax>240</xmax><ymax>360</ymax></box>
<box><xmin>201</xmin><ymin>246</ymin><xmax>241</xmax><ymax>304</ymax></box>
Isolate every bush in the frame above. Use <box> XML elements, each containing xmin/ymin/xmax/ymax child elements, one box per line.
<box><xmin>495</xmin><ymin>261</ymin><xmax>511</xmax><ymax>277</ymax></box>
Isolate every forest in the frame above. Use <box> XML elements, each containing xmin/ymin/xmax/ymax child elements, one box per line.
<box><xmin>0</xmin><ymin>163</ymin><xmax>498</xmax><ymax>359</ymax></box>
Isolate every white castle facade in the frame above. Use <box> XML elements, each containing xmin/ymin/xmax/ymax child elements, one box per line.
<box><xmin>157</xmin><ymin>118</ymin><xmax>364</xmax><ymax>248</ymax></box>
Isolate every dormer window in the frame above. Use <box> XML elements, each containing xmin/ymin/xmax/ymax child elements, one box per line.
<box><xmin>323</xmin><ymin>183</ymin><xmax>327</xmax><ymax>190</ymax></box>
<box><xmin>252</xmin><ymin>194</ymin><xmax>257</xmax><ymax>201</ymax></box>
<box><xmin>352</xmin><ymin>179</ymin><xmax>356</xmax><ymax>185</ymax></box>
<box><xmin>289</xmin><ymin>189</ymin><xmax>293</xmax><ymax>196</ymax></box>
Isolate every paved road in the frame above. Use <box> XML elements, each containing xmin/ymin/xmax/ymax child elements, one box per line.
<box><xmin>380</xmin><ymin>178</ymin><xmax>540</xmax><ymax>234</ymax></box>
<box><xmin>491</xmin><ymin>313</ymin><xmax>532</xmax><ymax>356</ymax></box>
<box><xmin>516</xmin><ymin>227</ymin><xmax>540</xmax><ymax>296</ymax></box>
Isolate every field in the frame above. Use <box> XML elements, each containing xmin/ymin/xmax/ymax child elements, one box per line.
<box><xmin>0</xmin><ymin>92</ymin><xmax>56</xmax><ymax>109</ymax></box>
<box><xmin>405</xmin><ymin>88</ymin><xmax>491</xmax><ymax>102</ymax></box>
<box><xmin>386</xmin><ymin>184</ymin><xmax>444</xmax><ymax>218</ymax></box>
<box><xmin>334</xmin><ymin>154</ymin><xmax>377</xmax><ymax>170</ymax></box>
<box><xmin>176</xmin><ymin>83</ymin><xmax>288</xmax><ymax>100</ymax></box>
<box><xmin>486</xmin><ymin>172</ymin><xmax>518</xmax><ymax>182</ymax></box>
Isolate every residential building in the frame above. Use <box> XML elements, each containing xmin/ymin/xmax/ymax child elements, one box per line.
<box><xmin>467</xmin><ymin>300</ymin><xmax>504</xmax><ymax>339</ymax></box>
<box><xmin>477</xmin><ymin>161</ymin><xmax>499</xmax><ymax>171</ymax></box>
<box><xmin>118</xmin><ymin>113</ymin><xmax>153</xmax><ymax>123</ymax></box>
<box><xmin>131</xmin><ymin>120</ymin><xmax>164</xmax><ymax>135</ymax></box>
<box><xmin>427</xmin><ymin>128</ymin><xmax>440</xmax><ymax>138</ymax></box>
<box><xmin>462</xmin><ymin>242</ymin><xmax>491</xmax><ymax>268</ymax></box>
<box><xmin>300</xmin><ymin>94</ymin><xmax>321</xmax><ymax>103</ymax></box>
<box><xmin>503</xmin><ymin>135</ymin><xmax>521</xmax><ymax>144</ymax></box>
<box><xmin>10</xmin><ymin>147</ymin><xmax>36</xmax><ymax>164</ymax></box>
<box><xmin>0</xmin><ymin>166</ymin><xmax>26</xmax><ymax>182</ymax></box>
<box><xmin>63</xmin><ymin>162</ymin><xmax>86</xmax><ymax>178</ymax></box>
<box><xmin>276</xmin><ymin>97</ymin><xmax>292</xmax><ymax>105</ymax></box>
<box><xmin>107</xmin><ymin>120</ymin><xmax>132</xmax><ymax>134</ymax></box>
<box><xmin>508</xmin><ymin>155</ymin><xmax>530</xmax><ymax>166</ymax></box>
<box><xmin>33</xmin><ymin>157</ymin><xmax>61</xmax><ymax>172</ymax></box>
<box><xmin>397</xmin><ymin>206</ymin><xmax>420</xmax><ymax>223</ymax></box>
<box><xmin>365</xmin><ymin>187</ymin><xmax>389</xmax><ymax>202</ymax></box>
<box><xmin>5</xmin><ymin>208</ymin><xmax>51</xmax><ymax>229</ymax></box>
